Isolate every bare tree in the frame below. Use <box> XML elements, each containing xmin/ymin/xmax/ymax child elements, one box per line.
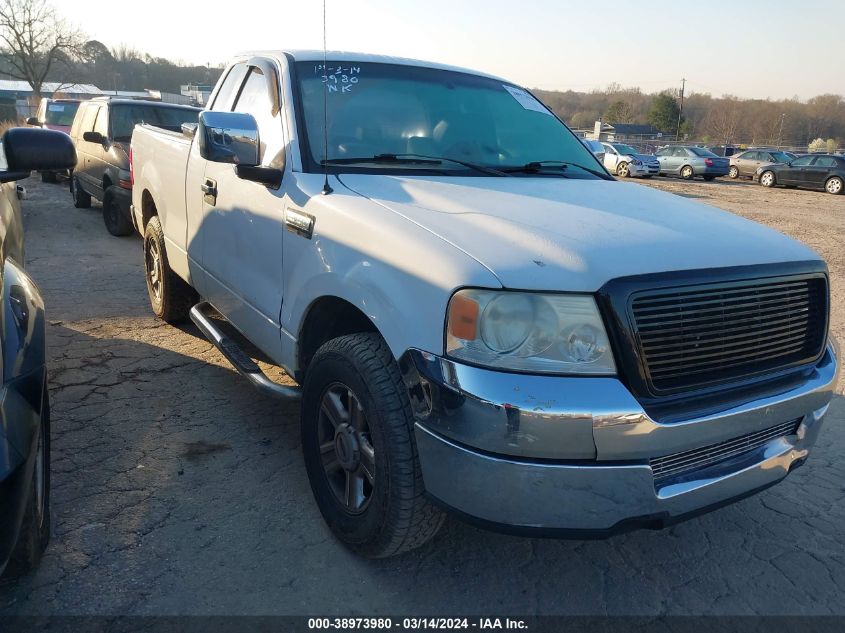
<box><xmin>0</xmin><ymin>0</ymin><xmax>83</xmax><ymax>98</ymax></box>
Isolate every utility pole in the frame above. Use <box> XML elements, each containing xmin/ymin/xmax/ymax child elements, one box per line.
<box><xmin>778</xmin><ymin>113</ymin><xmax>786</xmax><ymax>148</ymax></box>
<box><xmin>675</xmin><ymin>78</ymin><xmax>686</xmax><ymax>140</ymax></box>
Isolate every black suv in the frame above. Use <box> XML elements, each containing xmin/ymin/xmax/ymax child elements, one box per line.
<box><xmin>69</xmin><ymin>98</ymin><xmax>199</xmax><ymax>237</ymax></box>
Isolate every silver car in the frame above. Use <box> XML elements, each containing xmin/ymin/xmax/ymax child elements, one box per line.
<box><xmin>729</xmin><ymin>149</ymin><xmax>795</xmax><ymax>179</ymax></box>
<box><xmin>656</xmin><ymin>146</ymin><xmax>730</xmax><ymax>181</ymax></box>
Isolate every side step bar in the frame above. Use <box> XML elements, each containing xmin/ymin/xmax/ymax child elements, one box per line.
<box><xmin>190</xmin><ymin>302</ymin><xmax>301</xmax><ymax>400</ymax></box>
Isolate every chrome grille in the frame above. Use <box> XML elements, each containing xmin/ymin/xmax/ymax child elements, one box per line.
<box><xmin>650</xmin><ymin>419</ymin><xmax>800</xmax><ymax>485</ymax></box>
<box><xmin>631</xmin><ymin>276</ymin><xmax>828</xmax><ymax>394</ymax></box>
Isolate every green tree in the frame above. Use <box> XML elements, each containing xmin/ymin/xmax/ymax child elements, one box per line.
<box><xmin>648</xmin><ymin>93</ymin><xmax>683</xmax><ymax>134</ymax></box>
<box><xmin>604</xmin><ymin>100</ymin><xmax>634</xmax><ymax>124</ymax></box>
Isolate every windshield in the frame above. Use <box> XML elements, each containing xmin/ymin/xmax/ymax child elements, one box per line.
<box><xmin>44</xmin><ymin>101</ymin><xmax>80</xmax><ymax>126</ymax></box>
<box><xmin>690</xmin><ymin>147</ymin><xmax>719</xmax><ymax>157</ymax></box>
<box><xmin>110</xmin><ymin>104</ymin><xmax>198</xmax><ymax>141</ymax></box>
<box><xmin>770</xmin><ymin>151</ymin><xmax>792</xmax><ymax>163</ymax></box>
<box><xmin>611</xmin><ymin>144</ymin><xmax>639</xmax><ymax>155</ymax></box>
<box><xmin>295</xmin><ymin>61</ymin><xmax>602</xmax><ymax>177</ymax></box>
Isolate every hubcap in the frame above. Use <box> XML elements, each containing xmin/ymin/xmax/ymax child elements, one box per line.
<box><xmin>317</xmin><ymin>383</ymin><xmax>375</xmax><ymax>513</ymax></box>
<box><xmin>730</xmin><ymin>167</ymin><xmax>738</xmax><ymax>178</ymax></box>
<box><xmin>762</xmin><ymin>173</ymin><xmax>774</xmax><ymax>186</ymax></box>
<box><xmin>146</xmin><ymin>237</ymin><xmax>163</xmax><ymax>302</ymax></box>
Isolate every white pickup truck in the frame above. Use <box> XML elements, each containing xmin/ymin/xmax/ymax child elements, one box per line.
<box><xmin>130</xmin><ymin>50</ymin><xmax>839</xmax><ymax>557</ymax></box>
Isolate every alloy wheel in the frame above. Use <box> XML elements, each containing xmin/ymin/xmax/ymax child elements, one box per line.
<box><xmin>761</xmin><ymin>172</ymin><xmax>775</xmax><ymax>187</ymax></box>
<box><xmin>317</xmin><ymin>383</ymin><xmax>376</xmax><ymax>514</ymax></box>
<box><xmin>146</xmin><ymin>236</ymin><xmax>163</xmax><ymax>303</ymax></box>
<box><xmin>729</xmin><ymin>166</ymin><xmax>738</xmax><ymax>179</ymax></box>
<box><xmin>617</xmin><ymin>163</ymin><xmax>629</xmax><ymax>177</ymax></box>
<box><xmin>827</xmin><ymin>177</ymin><xmax>842</xmax><ymax>194</ymax></box>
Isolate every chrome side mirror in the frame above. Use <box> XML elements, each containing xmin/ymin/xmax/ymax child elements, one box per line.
<box><xmin>198</xmin><ymin>111</ymin><xmax>259</xmax><ymax>166</ymax></box>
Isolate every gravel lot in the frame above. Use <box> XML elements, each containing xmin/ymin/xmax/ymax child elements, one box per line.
<box><xmin>0</xmin><ymin>176</ymin><xmax>842</xmax><ymax>617</ymax></box>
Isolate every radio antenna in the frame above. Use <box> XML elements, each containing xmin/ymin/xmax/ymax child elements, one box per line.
<box><xmin>321</xmin><ymin>0</ymin><xmax>333</xmax><ymax>195</ymax></box>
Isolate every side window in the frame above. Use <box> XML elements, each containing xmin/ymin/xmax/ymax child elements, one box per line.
<box><xmin>813</xmin><ymin>156</ymin><xmax>837</xmax><ymax>168</ymax></box>
<box><xmin>655</xmin><ymin>147</ymin><xmax>670</xmax><ymax>156</ymax></box>
<box><xmin>673</xmin><ymin>147</ymin><xmax>688</xmax><ymax>158</ymax></box>
<box><xmin>79</xmin><ymin>104</ymin><xmax>99</xmax><ymax>137</ymax></box>
<box><xmin>210</xmin><ymin>64</ymin><xmax>249</xmax><ymax>112</ymax></box>
<box><xmin>93</xmin><ymin>106</ymin><xmax>108</xmax><ymax>137</ymax></box>
<box><xmin>602</xmin><ymin>143</ymin><xmax>615</xmax><ymax>154</ymax></box>
<box><xmin>744</xmin><ymin>151</ymin><xmax>759</xmax><ymax>161</ymax></box>
<box><xmin>232</xmin><ymin>67</ymin><xmax>284</xmax><ymax>168</ymax></box>
<box><xmin>791</xmin><ymin>155</ymin><xmax>814</xmax><ymax>167</ymax></box>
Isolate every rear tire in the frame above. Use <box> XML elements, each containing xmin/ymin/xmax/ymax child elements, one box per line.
<box><xmin>5</xmin><ymin>386</ymin><xmax>51</xmax><ymax>578</ymax></box>
<box><xmin>40</xmin><ymin>171</ymin><xmax>57</xmax><ymax>184</ymax></box>
<box><xmin>71</xmin><ymin>176</ymin><xmax>91</xmax><ymax>209</ymax></box>
<box><xmin>144</xmin><ymin>215</ymin><xmax>197</xmax><ymax>323</ymax></box>
<box><xmin>825</xmin><ymin>176</ymin><xmax>843</xmax><ymax>195</ymax></box>
<box><xmin>103</xmin><ymin>186</ymin><xmax>133</xmax><ymax>237</ymax></box>
<box><xmin>680</xmin><ymin>165</ymin><xmax>695</xmax><ymax>180</ymax></box>
<box><xmin>728</xmin><ymin>165</ymin><xmax>739</xmax><ymax>179</ymax></box>
<box><xmin>760</xmin><ymin>170</ymin><xmax>776</xmax><ymax>187</ymax></box>
<box><xmin>302</xmin><ymin>333</ymin><xmax>445</xmax><ymax>558</ymax></box>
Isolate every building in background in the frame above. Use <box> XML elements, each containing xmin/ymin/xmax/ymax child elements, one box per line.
<box><xmin>0</xmin><ymin>80</ymin><xmax>199</xmax><ymax>121</ymax></box>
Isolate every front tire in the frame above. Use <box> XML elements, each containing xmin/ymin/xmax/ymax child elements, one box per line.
<box><xmin>760</xmin><ymin>170</ymin><xmax>776</xmax><ymax>187</ymax></box>
<box><xmin>302</xmin><ymin>333</ymin><xmax>445</xmax><ymax>558</ymax></box>
<box><xmin>825</xmin><ymin>176</ymin><xmax>843</xmax><ymax>195</ymax></box>
<box><xmin>144</xmin><ymin>215</ymin><xmax>197</xmax><ymax>323</ymax></box>
<box><xmin>103</xmin><ymin>186</ymin><xmax>133</xmax><ymax>237</ymax></box>
<box><xmin>71</xmin><ymin>176</ymin><xmax>91</xmax><ymax>208</ymax></box>
<box><xmin>728</xmin><ymin>165</ymin><xmax>739</xmax><ymax>179</ymax></box>
<box><xmin>616</xmin><ymin>162</ymin><xmax>630</xmax><ymax>178</ymax></box>
<box><xmin>5</xmin><ymin>386</ymin><xmax>51</xmax><ymax>577</ymax></box>
<box><xmin>680</xmin><ymin>165</ymin><xmax>695</xmax><ymax>180</ymax></box>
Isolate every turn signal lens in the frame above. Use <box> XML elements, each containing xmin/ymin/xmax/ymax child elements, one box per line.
<box><xmin>447</xmin><ymin>293</ymin><xmax>479</xmax><ymax>341</ymax></box>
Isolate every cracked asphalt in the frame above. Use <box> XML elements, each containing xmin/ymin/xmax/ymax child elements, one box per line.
<box><xmin>0</xmin><ymin>176</ymin><xmax>843</xmax><ymax>616</ymax></box>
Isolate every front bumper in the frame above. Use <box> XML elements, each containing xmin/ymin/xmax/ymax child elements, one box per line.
<box><xmin>630</xmin><ymin>162</ymin><xmax>660</xmax><ymax>177</ymax></box>
<box><xmin>401</xmin><ymin>340</ymin><xmax>839</xmax><ymax>533</ymax></box>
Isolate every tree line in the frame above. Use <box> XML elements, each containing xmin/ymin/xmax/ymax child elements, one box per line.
<box><xmin>533</xmin><ymin>84</ymin><xmax>845</xmax><ymax>150</ymax></box>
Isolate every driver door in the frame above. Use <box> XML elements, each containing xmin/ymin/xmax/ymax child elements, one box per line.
<box><xmin>198</xmin><ymin>62</ymin><xmax>289</xmax><ymax>359</ymax></box>
<box><xmin>601</xmin><ymin>143</ymin><xmax>618</xmax><ymax>172</ymax></box>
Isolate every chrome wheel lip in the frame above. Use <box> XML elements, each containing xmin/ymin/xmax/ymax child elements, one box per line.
<box><xmin>34</xmin><ymin>425</ymin><xmax>45</xmax><ymax>529</ymax></box>
<box><xmin>317</xmin><ymin>382</ymin><xmax>375</xmax><ymax>514</ymax></box>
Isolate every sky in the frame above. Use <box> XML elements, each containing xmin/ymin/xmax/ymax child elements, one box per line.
<box><xmin>54</xmin><ymin>0</ymin><xmax>845</xmax><ymax>101</ymax></box>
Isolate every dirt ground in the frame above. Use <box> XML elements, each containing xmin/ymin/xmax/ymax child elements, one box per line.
<box><xmin>0</xmin><ymin>175</ymin><xmax>842</xmax><ymax>617</ymax></box>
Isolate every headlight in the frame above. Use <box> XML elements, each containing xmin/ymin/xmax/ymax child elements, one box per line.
<box><xmin>446</xmin><ymin>290</ymin><xmax>616</xmax><ymax>374</ymax></box>
<box><xmin>631</xmin><ymin>159</ymin><xmax>642</xmax><ymax>166</ymax></box>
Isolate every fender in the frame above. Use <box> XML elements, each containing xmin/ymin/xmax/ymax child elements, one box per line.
<box><xmin>0</xmin><ymin>257</ymin><xmax>47</xmax><ymax>470</ymax></box>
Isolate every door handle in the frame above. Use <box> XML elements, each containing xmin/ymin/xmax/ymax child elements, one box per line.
<box><xmin>201</xmin><ymin>178</ymin><xmax>217</xmax><ymax>204</ymax></box>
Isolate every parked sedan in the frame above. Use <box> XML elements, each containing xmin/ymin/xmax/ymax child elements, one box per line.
<box><xmin>729</xmin><ymin>149</ymin><xmax>795</xmax><ymax>179</ymax></box>
<box><xmin>0</xmin><ymin>127</ymin><xmax>77</xmax><ymax>578</ymax></box>
<box><xmin>655</xmin><ymin>146</ymin><xmax>730</xmax><ymax>180</ymax></box>
<box><xmin>601</xmin><ymin>142</ymin><xmax>660</xmax><ymax>178</ymax></box>
<box><xmin>758</xmin><ymin>154</ymin><xmax>844</xmax><ymax>194</ymax></box>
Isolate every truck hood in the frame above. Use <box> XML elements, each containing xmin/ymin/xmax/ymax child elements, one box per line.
<box><xmin>339</xmin><ymin>175</ymin><xmax>820</xmax><ymax>291</ymax></box>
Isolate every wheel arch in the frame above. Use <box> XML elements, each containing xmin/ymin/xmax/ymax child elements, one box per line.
<box><xmin>296</xmin><ymin>295</ymin><xmax>379</xmax><ymax>381</ymax></box>
<box><xmin>140</xmin><ymin>189</ymin><xmax>158</xmax><ymax>231</ymax></box>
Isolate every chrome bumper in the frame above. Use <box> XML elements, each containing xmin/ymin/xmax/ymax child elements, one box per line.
<box><xmin>401</xmin><ymin>340</ymin><xmax>839</xmax><ymax>532</ymax></box>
